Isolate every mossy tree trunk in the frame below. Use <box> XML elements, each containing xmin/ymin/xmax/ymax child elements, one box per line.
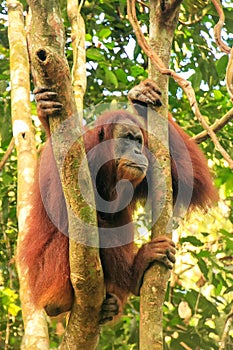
<box><xmin>139</xmin><ymin>1</ymin><xmax>181</xmax><ymax>349</ymax></box>
<box><xmin>26</xmin><ymin>0</ymin><xmax>104</xmax><ymax>349</ymax></box>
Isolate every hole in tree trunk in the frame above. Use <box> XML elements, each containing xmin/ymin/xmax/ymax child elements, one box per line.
<box><xmin>37</xmin><ymin>50</ymin><xmax>47</xmax><ymax>62</ymax></box>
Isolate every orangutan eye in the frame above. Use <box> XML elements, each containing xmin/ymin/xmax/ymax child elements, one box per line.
<box><xmin>135</xmin><ymin>136</ymin><xmax>142</xmax><ymax>145</ymax></box>
<box><xmin>125</xmin><ymin>133</ymin><xmax>142</xmax><ymax>145</ymax></box>
<box><xmin>125</xmin><ymin>133</ymin><xmax>135</xmax><ymax>141</ymax></box>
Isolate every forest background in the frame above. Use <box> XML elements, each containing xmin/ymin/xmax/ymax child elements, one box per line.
<box><xmin>0</xmin><ymin>0</ymin><xmax>233</xmax><ymax>349</ymax></box>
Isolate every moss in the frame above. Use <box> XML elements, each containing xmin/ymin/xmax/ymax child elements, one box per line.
<box><xmin>80</xmin><ymin>206</ymin><xmax>96</xmax><ymax>225</ymax></box>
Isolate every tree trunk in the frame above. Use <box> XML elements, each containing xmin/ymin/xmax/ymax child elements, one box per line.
<box><xmin>226</xmin><ymin>46</ymin><xmax>233</xmax><ymax>100</ymax></box>
<box><xmin>139</xmin><ymin>1</ymin><xmax>181</xmax><ymax>349</ymax></box>
<box><xmin>67</xmin><ymin>0</ymin><xmax>87</xmax><ymax>115</ymax></box>
<box><xmin>7</xmin><ymin>1</ymin><xmax>49</xmax><ymax>349</ymax></box>
<box><xmin>26</xmin><ymin>0</ymin><xmax>104</xmax><ymax>349</ymax></box>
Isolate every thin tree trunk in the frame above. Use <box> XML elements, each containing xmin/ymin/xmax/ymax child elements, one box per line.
<box><xmin>67</xmin><ymin>0</ymin><xmax>87</xmax><ymax>114</ymax></box>
<box><xmin>140</xmin><ymin>1</ymin><xmax>181</xmax><ymax>349</ymax></box>
<box><xmin>7</xmin><ymin>1</ymin><xmax>49</xmax><ymax>349</ymax></box>
<box><xmin>26</xmin><ymin>0</ymin><xmax>104</xmax><ymax>349</ymax></box>
<box><xmin>226</xmin><ymin>46</ymin><xmax>233</xmax><ymax>100</ymax></box>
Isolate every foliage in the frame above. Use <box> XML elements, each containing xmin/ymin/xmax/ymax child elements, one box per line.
<box><xmin>163</xmin><ymin>208</ymin><xmax>233</xmax><ymax>349</ymax></box>
<box><xmin>0</xmin><ymin>149</ymin><xmax>22</xmax><ymax>347</ymax></box>
<box><xmin>97</xmin><ymin>298</ymin><xmax>140</xmax><ymax>350</ymax></box>
<box><xmin>0</xmin><ymin>0</ymin><xmax>233</xmax><ymax>349</ymax></box>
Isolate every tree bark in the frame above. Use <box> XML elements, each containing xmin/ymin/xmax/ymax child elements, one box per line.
<box><xmin>26</xmin><ymin>1</ymin><xmax>104</xmax><ymax>349</ymax></box>
<box><xmin>226</xmin><ymin>46</ymin><xmax>233</xmax><ymax>101</ymax></box>
<box><xmin>139</xmin><ymin>1</ymin><xmax>180</xmax><ymax>349</ymax></box>
<box><xmin>67</xmin><ymin>0</ymin><xmax>87</xmax><ymax>115</ymax></box>
<box><xmin>7</xmin><ymin>1</ymin><xmax>49</xmax><ymax>349</ymax></box>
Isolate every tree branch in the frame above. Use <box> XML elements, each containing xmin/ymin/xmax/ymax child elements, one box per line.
<box><xmin>212</xmin><ymin>0</ymin><xmax>231</xmax><ymax>54</ymax></box>
<box><xmin>220</xmin><ymin>307</ymin><xmax>233</xmax><ymax>350</ymax></box>
<box><xmin>193</xmin><ymin>107</ymin><xmax>233</xmax><ymax>143</ymax></box>
<box><xmin>127</xmin><ymin>0</ymin><xmax>233</xmax><ymax>170</ymax></box>
<box><xmin>0</xmin><ymin>137</ymin><xmax>15</xmax><ymax>171</ymax></box>
<box><xmin>67</xmin><ymin>0</ymin><xmax>86</xmax><ymax>115</ymax></box>
<box><xmin>136</xmin><ymin>0</ymin><xmax>150</xmax><ymax>10</ymax></box>
<box><xmin>226</xmin><ymin>47</ymin><xmax>233</xmax><ymax>101</ymax></box>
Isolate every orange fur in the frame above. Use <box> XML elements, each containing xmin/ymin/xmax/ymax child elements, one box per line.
<box><xmin>18</xmin><ymin>110</ymin><xmax>217</xmax><ymax>317</ymax></box>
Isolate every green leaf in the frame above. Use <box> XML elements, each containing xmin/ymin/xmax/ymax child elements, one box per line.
<box><xmin>0</xmin><ymin>80</ymin><xmax>7</xmax><ymax>94</ymax></box>
<box><xmin>213</xmin><ymin>89</ymin><xmax>223</xmax><ymax>100</ymax></box>
<box><xmin>85</xmin><ymin>33</ymin><xmax>92</xmax><ymax>42</ymax></box>
<box><xmin>86</xmin><ymin>48</ymin><xmax>104</xmax><ymax>62</ymax></box>
<box><xmin>9</xmin><ymin>303</ymin><xmax>21</xmax><ymax>317</ymax></box>
<box><xmin>216</xmin><ymin>55</ymin><xmax>228</xmax><ymax>80</ymax></box>
<box><xmin>197</xmin><ymin>250</ymin><xmax>210</xmax><ymax>258</ymax></box>
<box><xmin>105</xmin><ymin>42</ymin><xmax>115</xmax><ymax>50</ymax></box>
<box><xmin>186</xmin><ymin>289</ymin><xmax>219</xmax><ymax>317</ymax></box>
<box><xmin>198</xmin><ymin>258</ymin><xmax>208</xmax><ymax>278</ymax></box>
<box><xmin>99</xmin><ymin>28</ymin><xmax>112</xmax><ymax>39</ymax></box>
<box><xmin>130</xmin><ymin>65</ymin><xmax>144</xmax><ymax>78</ymax></box>
<box><xmin>189</xmin><ymin>70</ymin><xmax>202</xmax><ymax>90</ymax></box>
<box><xmin>104</xmin><ymin>69</ymin><xmax>118</xmax><ymax>88</ymax></box>
<box><xmin>180</xmin><ymin>236</ymin><xmax>203</xmax><ymax>247</ymax></box>
<box><xmin>220</xmin><ymin>229</ymin><xmax>233</xmax><ymax>238</ymax></box>
<box><xmin>115</xmin><ymin>69</ymin><xmax>127</xmax><ymax>84</ymax></box>
<box><xmin>225</xmin><ymin>238</ymin><xmax>233</xmax><ymax>250</ymax></box>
